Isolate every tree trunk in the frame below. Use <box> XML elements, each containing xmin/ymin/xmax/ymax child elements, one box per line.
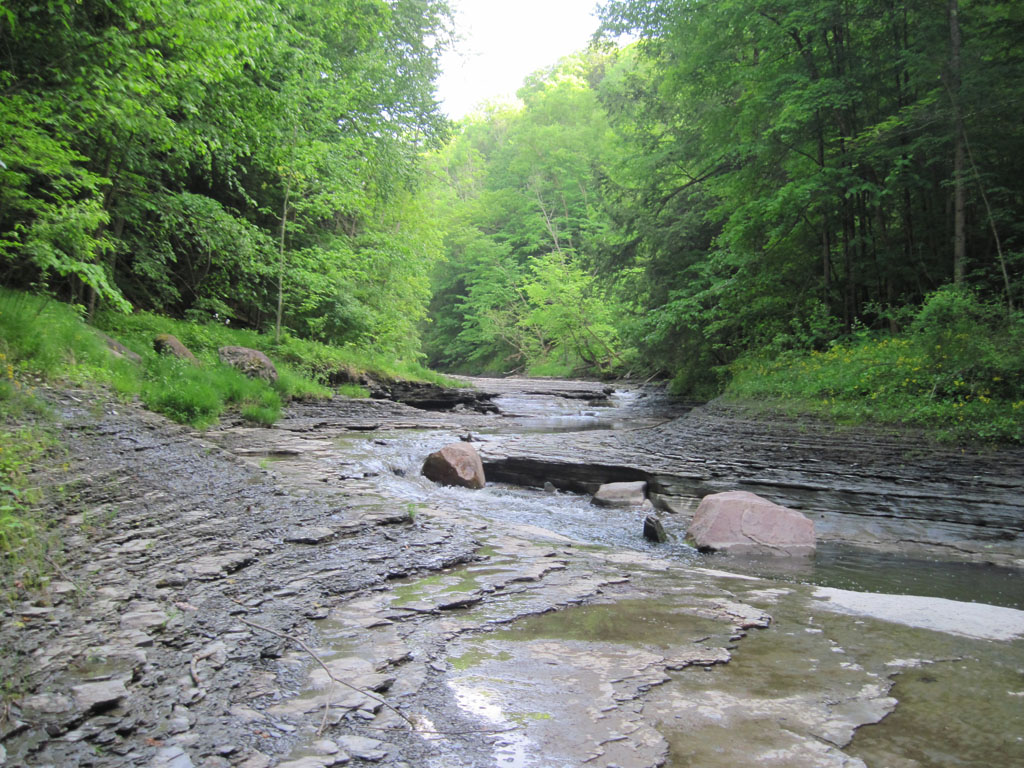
<box><xmin>275</xmin><ymin>182</ymin><xmax>291</xmax><ymax>344</ymax></box>
<box><xmin>949</xmin><ymin>0</ymin><xmax>966</xmax><ymax>286</ymax></box>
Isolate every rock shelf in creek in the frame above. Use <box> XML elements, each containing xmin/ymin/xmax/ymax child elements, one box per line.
<box><xmin>1</xmin><ymin>379</ymin><xmax>1022</xmax><ymax>768</ymax></box>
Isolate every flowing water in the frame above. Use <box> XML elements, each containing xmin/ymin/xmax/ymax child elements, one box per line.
<box><xmin>298</xmin><ymin>384</ymin><xmax>1024</xmax><ymax>767</ymax></box>
<box><xmin>329</xmin><ymin>387</ymin><xmax>1023</xmax><ymax>610</ymax></box>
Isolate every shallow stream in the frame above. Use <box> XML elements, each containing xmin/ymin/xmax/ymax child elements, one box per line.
<box><xmin>274</xmin><ymin>383</ymin><xmax>1023</xmax><ymax>768</ymax></box>
<box><xmin>328</xmin><ymin>387</ymin><xmax>1022</xmax><ymax>611</ymax></box>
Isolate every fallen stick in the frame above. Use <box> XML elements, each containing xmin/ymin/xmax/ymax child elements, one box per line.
<box><xmin>238</xmin><ymin>616</ymin><xmax>406</xmax><ymax>735</ymax></box>
<box><xmin>236</xmin><ymin>614</ymin><xmax>516</xmax><ymax>737</ymax></box>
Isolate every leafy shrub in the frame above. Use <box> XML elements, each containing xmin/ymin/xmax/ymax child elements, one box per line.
<box><xmin>726</xmin><ymin>288</ymin><xmax>1024</xmax><ymax>443</ymax></box>
<box><xmin>908</xmin><ymin>287</ymin><xmax>1023</xmax><ymax>401</ymax></box>
<box><xmin>141</xmin><ymin>357</ymin><xmax>223</xmax><ymax>428</ymax></box>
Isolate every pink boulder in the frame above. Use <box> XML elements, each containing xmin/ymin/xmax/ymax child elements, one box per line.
<box><xmin>687</xmin><ymin>491</ymin><xmax>815</xmax><ymax>556</ymax></box>
<box><xmin>421</xmin><ymin>443</ymin><xmax>486</xmax><ymax>489</ymax></box>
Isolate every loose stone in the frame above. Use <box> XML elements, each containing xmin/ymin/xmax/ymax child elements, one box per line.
<box><xmin>593</xmin><ymin>481</ymin><xmax>648</xmax><ymax>508</ymax></box>
<box><xmin>643</xmin><ymin>514</ymin><xmax>668</xmax><ymax>543</ymax></box>
<box><xmin>71</xmin><ymin>679</ymin><xmax>128</xmax><ymax>712</ymax></box>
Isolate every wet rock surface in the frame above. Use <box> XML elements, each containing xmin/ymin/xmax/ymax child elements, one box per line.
<box><xmin>2</xmin><ymin>380</ymin><xmax>1022</xmax><ymax>768</ymax></box>
<box><xmin>687</xmin><ymin>490</ymin><xmax>816</xmax><ymax>556</ymax></box>
<box><xmin>1</xmin><ymin>390</ymin><xmax>480</xmax><ymax>767</ymax></box>
<box><xmin>481</xmin><ymin>399</ymin><xmax>1024</xmax><ymax>564</ymax></box>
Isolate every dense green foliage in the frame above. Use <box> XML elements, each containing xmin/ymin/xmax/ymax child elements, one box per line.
<box><xmin>424</xmin><ymin>55</ymin><xmax>637</xmax><ymax>376</ymax></box>
<box><xmin>593</xmin><ymin>0</ymin><xmax>1022</xmax><ymax>393</ymax></box>
<box><xmin>1</xmin><ymin>0</ymin><xmax>452</xmax><ymax>355</ymax></box>
<box><xmin>729</xmin><ymin>289</ymin><xmax>1024</xmax><ymax>441</ymax></box>
<box><xmin>423</xmin><ymin>0</ymin><xmax>1022</xmax><ymax>439</ymax></box>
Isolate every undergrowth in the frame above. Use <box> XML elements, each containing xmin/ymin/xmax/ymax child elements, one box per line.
<box><xmin>97</xmin><ymin>309</ymin><xmax>456</xmax><ymax>389</ymax></box>
<box><xmin>0</xmin><ymin>289</ymin><xmax>458</xmax><ymax>433</ymax></box>
<box><xmin>0</xmin><ymin>381</ymin><xmax>57</xmax><ymax>601</ymax></box>
<box><xmin>727</xmin><ymin>289</ymin><xmax>1024</xmax><ymax>443</ymax></box>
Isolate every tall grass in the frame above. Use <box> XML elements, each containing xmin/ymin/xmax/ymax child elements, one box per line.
<box><xmin>0</xmin><ymin>291</ymin><xmax>119</xmax><ymax>382</ymax></box>
<box><xmin>97</xmin><ymin>309</ymin><xmax>458</xmax><ymax>388</ymax></box>
<box><xmin>0</xmin><ymin>357</ymin><xmax>57</xmax><ymax>600</ymax></box>
<box><xmin>727</xmin><ymin>289</ymin><xmax>1024</xmax><ymax>443</ymax></box>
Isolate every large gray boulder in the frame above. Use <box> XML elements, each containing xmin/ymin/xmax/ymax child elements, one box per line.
<box><xmin>218</xmin><ymin>346</ymin><xmax>278</xmax><ymax>383</ymax></box>
<box><xmin>592</xmin><ymin>480</ymin><xmax>647</xmax><ymax>508</ymax></box>
<box><xmin>687</xmin><ymin>491</ymin><xmax>816</xmax><ymax>556</ymax></box>
<box><xmin>422</xmin><ymin>443</ymin><xmax>486</xmax><ymax>489</ymax></box>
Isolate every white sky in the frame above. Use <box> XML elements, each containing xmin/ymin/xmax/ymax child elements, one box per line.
<box><xmin>436</xmin><ymin>0</ymin><xmax>602</xmax><ymax>120</ymax></box>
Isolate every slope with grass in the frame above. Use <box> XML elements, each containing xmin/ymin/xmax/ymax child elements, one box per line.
<box><xmin>724</xmin><ymin>289</ymin><xmax>1024</xmax><ymax>444</ymax></box>
<box><xmin>0</xmin><ymin>287</ymin><xmax>464</xmax><ymax>595</ymax></box>
<box><xmin>1</xmin><ymin>288</ymin><xmax>455</xmax><ymax>428</ymax></box>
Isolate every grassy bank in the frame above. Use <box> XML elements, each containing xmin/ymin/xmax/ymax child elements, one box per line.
<box><xmin>725</xmin><ymin>289</ymin><xmax>1024</xmax><ymax>443</ymax></box>
<box><xmin>0</xmin><ymin>288</ymin><xmax>455</xmax><ymax>429</ymax></box>
<box><xmin>0</xmin><ymin>288</ymin><xmax>459</xmax><ymax>596</ymax></box>
<box><xmin>97</xmin><ymin>309</ymin><xmax>454</xmax><ymax>391</ymax></box>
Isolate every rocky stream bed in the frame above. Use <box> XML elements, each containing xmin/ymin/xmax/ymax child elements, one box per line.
<box><xmin>1</xmin><ymin>378</ymin><xmax>1022</xmax><ymax>768</ymax></box>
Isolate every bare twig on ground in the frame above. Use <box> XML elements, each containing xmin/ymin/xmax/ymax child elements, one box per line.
<box><xmin>235</xmin><ymin>612</ymin><xmax>516</xmax><ymax>737</ymax></box>
<box><xmin>237</xmin><ymin>616</ymin><xmax>400</xmax><ymax>735</ymax></box>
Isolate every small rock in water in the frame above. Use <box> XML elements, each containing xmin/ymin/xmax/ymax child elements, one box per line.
<box><xmin>593</xmin><ymin>481</ymin><xmax>648</xmax><ymax>508</ymax></box>
<box><xmin>643</xmin><ymin>514</ymin><xmax>668</xmax><ymax>543</ymax></box>
<box><xmin>543</xmin><ymin>481</ymin><xmax>557</xmax><ymax>493</ymax></box>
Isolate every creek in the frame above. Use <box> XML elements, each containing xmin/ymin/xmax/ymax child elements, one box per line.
<box><xmin>253</xmin><ymin>380</ymin><xmax>1023</xmax><ymax>768</ymax></box>
<box><xmin>10</xmin><ymin>382</ymin><xmax>1021</xmax><ymax>768</ymax></box>
<box><xmin>328</xmin><ymin>387</ymin><xmax>1022</xmax><ymax>611</ymax></box>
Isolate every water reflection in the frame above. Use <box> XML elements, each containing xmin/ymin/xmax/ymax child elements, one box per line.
<box><xmin>715</xmin><ymin>543</ymin><xmax>1024</xmax><ymax>610</ymax></box>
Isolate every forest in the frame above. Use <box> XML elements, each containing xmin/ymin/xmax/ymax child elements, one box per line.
<box><xmin>1</xmin><ymin>0</ymin><xmax>1022</xmax><ymax>440</ymax></box>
